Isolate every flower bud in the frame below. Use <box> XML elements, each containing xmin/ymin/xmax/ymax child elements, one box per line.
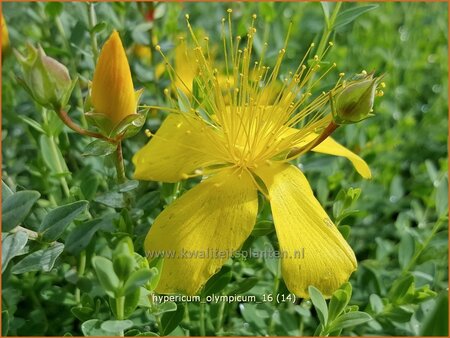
<box><xmin>333</xmin><ymin>72</ymin><xmax>382</xmax><ymax>124</ymax></box>
<box><xmin>91</xmin><ymin>31</ymin><xmax>138</xmax><ymax>132</ymax></box>
<box><xmin>15</xmin><ymin>44</ymin><xmax>75</xmax><ymax>110</ymax></box>
<box><xmin>2</xmin><ymin>14</ymin><xmax>9</xmax><ymax>53</ymax></box>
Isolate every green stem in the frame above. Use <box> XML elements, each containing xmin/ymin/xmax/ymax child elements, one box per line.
<box><xmin>199</xmin><ymin>302</ymin><xmax>206</xmax><ymax>336</ymax></box>
<box><xmin>54</xmin><ymin>15</ymin><xmax>87</xmax><ymax>127</ymax></box>
<box><xmin>268</xmin><ymin>262</ymin><xmax>282</xmax><ymax>335</ymax></box>
<box><xmin>75</xmin><ymin>250</ymin><xmax>87</xmax><ymax>304</ymax></box>
<box><xmin>49</xmin><ymin>135</ymin><xmax>70</xmax><ymax>198</ymax></box>
<box><xmin>116</xmin><ymin>296</ymin><xmax>125</xmax><ymax>319</ymax></box>
<box><xmin>114</xmin><ymin>142</ymin><xmax>126</xmax><ymax>184</ymax></box>
<box><xmin>57</xmin><ymin>109</ymin><xmax>112</xmax><ymax>142</ymax></box>
<box><xmin>86</xmin><ymin>2</ymin><xmax>99</xmax><ymax>62</ymax></box>
<box><xmin>215</xmin><ymin>295</ymin><xmax>226</xmax><ymax>332</ymax></box>
<box><xmin>307</xmin><ymin>2</ymin><xmax>342</xmax><ymax>91</ymax></box>
<box><xmin>403</xmin><ymin>217</ymin><xmax>446</xmax><ymax>272</ymax></box>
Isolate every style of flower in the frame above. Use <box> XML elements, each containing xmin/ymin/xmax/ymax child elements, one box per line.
<box><xmin>133</xmin><ymin>13</ymin><xmax>379</xmax><ymax>298</ymax></box>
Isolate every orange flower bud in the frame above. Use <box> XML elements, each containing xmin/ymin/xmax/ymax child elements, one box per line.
<box><xmin>91</xmin><ymin>31</ymin><xmax>136</xmax><ymax>130</ymax></box>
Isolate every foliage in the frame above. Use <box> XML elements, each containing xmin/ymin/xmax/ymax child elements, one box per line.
<box><xmin>2</xmin><ymin>1</ymin><xmax>448</xmax><ymax>336</ymax></box>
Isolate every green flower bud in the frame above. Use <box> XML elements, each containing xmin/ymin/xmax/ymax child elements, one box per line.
<box><xmin>333</xmin><ymin>72</ymin><xmax>382</xmax><ymax>124</ymax></box>
<box><xmin>113</xmin><ymin>253</ymin><xmax>136</xmax><ymax>281</ymax></box>
<box><xmin>15</xmin><ymin>44</ymin><xmax>76</xmax><ymax>110</ymax></box>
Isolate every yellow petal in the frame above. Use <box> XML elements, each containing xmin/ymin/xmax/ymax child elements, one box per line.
<box><xmin>91</xmin><ymin>31</ymin><xmax>136</xmax><ymax>128</ymax></box>
<box><xmin>254</xmin><ymin>163</ymin><xmax>357</xmax><ymax>298</ymax></box>
<box><xmin>174</xmin><ymin>37</ymin><xmax>197</xmax><ymax>94</ymax></box>
<box><xmin>133</xmin><ymin>113</ymin><xmax>224</xmax><ymax>182</ymax></box>
<box><xmin>2</xmin><ymin>14</ymin><xmax>9</xmax><ymax>51</ymax></box>
<box><xmin>145</xmin><ymin>168</ymin><xmax>258</xmax><ymax>295</ymax></box>
<box><xmin>287</xmin><ymin>128</ymin><xmax>371</xmax><ymax>179</ymax></box>
<box><xmin>311</xmin><ymin>136</ymin><xmax>372</xmax><ymax>179</ymax></box>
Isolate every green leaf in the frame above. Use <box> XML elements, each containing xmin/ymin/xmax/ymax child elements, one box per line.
<box><xmin>91</xmin><ymin>22</ymin><xmax>107</xmax><ymax>34</ymax></box>
<box><xmin>398</xmin><ymin>233</ymin><xmax>415</xmax><ymax>269</ymax></box>
<box><xmin>110</xmin><ymin>289</ymin><xmax>141</xmax><ymax>319</ymax></box>
<box><xmin>251</xmin><ymin>220</ymin><xmax>274</xmax><ymax>237</ymax></box>
<box><xmin>202</xmin><ymin>266</ymin><xmax>232</xmax><ymax>296</ymax></box>
<box><xmin>328</xmin><ymin>311</ymin><xmax>372</xmax><ymax>331</ymax></box>
<box><xmin>229</xmin><ymin>277</ymin><xmax>258</xmax><ymax>295</ymax></box>
<box><xmin>160</xmin><ymin>305</ymin><xmax>184</xmax><ymax>336</ymax></box>
<box><xmin>421</xmin><ymin>291</ymin><xmax>448</xmax><ymax>336</ymax></box>
<box><xmin>320</xmin><ymin>2</ymin><xmax>333</xmax><ymax>23</ymax></box>
<box><xmin>71</xmin><ymin>306</ymin><xmax>94</xmax><ymax>322</ymax></box>
<box><xmin>334</xmin><ymin>4</ymin><xmax>378</xmax><ymax>30</ymax></box>
<box><xmin>81</xmin><ymin>319</ymin><xmax>113</xmax><ymax>336</ymax></box>
<box><xmin>65</xmin><ymin>215</ymin><xmax>116</xmax><ymax>255</ymax></box>
<box><xmin>384</xmin><ymin>305</ymin><xmax>414</xmax><ymax>323</ymax></box>
<box><xmin>435</xmin><ymin>176</ymin><xmax>448</xmax><ymax>217</ymax></box>
<box><xmin>39</xmin><ymin>200</ymin><xmax>88</xmax><ymax>241</ymax></box>
<box><xmin>92</xmin><ymin>256</ymin><xmax>120</xmax><ymax>297</ymax></box>
<box><xmin>2</xmin><ymin>190</ymin><xmax>40</xmax><ymax>232</ymax></box>
<box><xmin>148</xmin><ymin>257</ymin><xmax>163</xmax><ymax>290</ymax></box>
<box><xmin>328</xmin><ymin>290</ymin><xmax>348</xmax><ymax>322</ymax></box>
<box><xmin>387</xmin><ymin>273</ymin><xmax>414</xmax><ymax>304</ymax></box>
<box><xmin>101</xmin><ymin>320</ymin><xmax>134</xmax><ymax>333</ymax></box>
<box><xmin>2</xmin><ymin>231</ymin><xmax>29</xmax><ymax>272</ymax></box>
<box><xmin>135</xmin><ymin>332</ymin><xmax>159</xmax><ymax>336</ymax></box>
<box><xmin>11</xmin><ymin>242</ymin><xmax>64</xmax><ymax>274</ymax></box>
<box><xmin>118</xmin><ymin>180</ymin><xmax>139</xmax><ymax>193</ymax></box>
<box><xmin>177</xmin><ymin>88</ymin><xmax>191</xmax><ymax>113</ymax></box>
<box><xmin>152</xmin><ymin>301</ymin><xmax>177</xmax><ymax>316</ymax></box>
<box><xmin>18</xmin><ymin>115</ymin><xmax>46</xmax><ymax>134</ymax></box>
<box><xmin>2</xmin><ymin>310</ymin><xmax>9</xmax><ymax>336</ymax></box>
<box><xmin>45</xmin><ymin>2</ymin><xmax>63</xmax><ymax>17</ymax></box>
<box><xmin>95</xmin><ymin>192</ymin><xmax>126</xmax><ymax>208</ymax></box>
<box><xmin>308</xmin><ymin>285</ymin><xmax>328</xmax><ymax>325</ymax></box>
<box><xmin>123</xmin><ymin>269</ymin><xmax>155</xmax><ymax>296</ymax></box>
<box><xmin>113</xmin><ymin>254</ymin><xmax>136</xmax><ymax>282</ymax></box>
<box><xmin>39</xmin><ymin>135</ymin><xmax>69</xmax><ymax>175</ymax></box>
<box><xmin>83</xmin><ymin>139</ymin><xmax>117</xmax><ymax>157</ymax></box>
<box><xmin>2</xmin><ymin>180</ymin><xmax>13</xmax><ymax>199</ymax></box>
<box><xmin>110</xmin><ymin>113</ymin><xmax>146</xmax><ymax>139</ymax></box>
<box><xmin>369</xmin><ymin>294</ymin><xmax>383</xmax><ymax>314</ymax></box>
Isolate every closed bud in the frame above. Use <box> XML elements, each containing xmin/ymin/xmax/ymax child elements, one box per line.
<box><xmin>113</xmin><ymin>254</ymin><xmax>136</xmax><ymax>281</ymax></box>
<box><xmin>15</xmin><ymin>44</ymin><xmax>75</xmax><ymax>110</ymax></box>
<box><xmin>90</xmin><ymin>31</ymin><xmax>141</xmax><ymax>134</ymax></box>
<box><xmin>333</xmin><ymin>72</ymin><xmax>382</xmax><ymax>124</ymax></box>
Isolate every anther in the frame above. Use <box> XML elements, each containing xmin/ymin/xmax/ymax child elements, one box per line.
<box><xmin>155</xmin><ymin>45</ymin><xmax>161</xmax><ymax>52</ymax></box>
<box><xmin>185</xmin><ymin>14</ymin><xmax>190</xmax><ymax>20</ymax></box>
<box><xmin>339</xmin><ymin>72</ymin><xmax>345</xmax><ymax>77</ymax></box>
<box><xmin>227</xmin><ymin>8</ymin><xmax>233</xmax><ymax>13</ymax></box>
<box><xmin>329</xmin><ymin>41</ymin><xmax>334</xmax><ymax>46</ymax></box>
<box><xmin>361</xmin><ymin>70</ymin><xmax>368</xmax><ymax>76</ymax></box>
<box><xmin>145</xmin><ymin>129</ymin><xmax>152</xmax><ymax>137</ymax></box>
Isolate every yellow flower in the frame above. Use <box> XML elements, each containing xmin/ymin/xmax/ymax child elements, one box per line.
<box><xmin>91</xmin><ymin>31</ymin><xmax>137</xmax><ymax>131</ymax></box>
<box><xmin>133</xmin><ymin>13</ymin><xmax>376</xmax><ymax>298</ymax></box>
<box><xmin>2</xmin><ymin>14</ymin><xmax>9</xmax><ymax>52</ymax></box>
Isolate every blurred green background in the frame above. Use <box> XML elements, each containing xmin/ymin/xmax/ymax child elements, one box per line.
<box><xmin>2</xmin><ymin>2</ymin><xmax>448</xmax><ymax>336</ymax></box>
